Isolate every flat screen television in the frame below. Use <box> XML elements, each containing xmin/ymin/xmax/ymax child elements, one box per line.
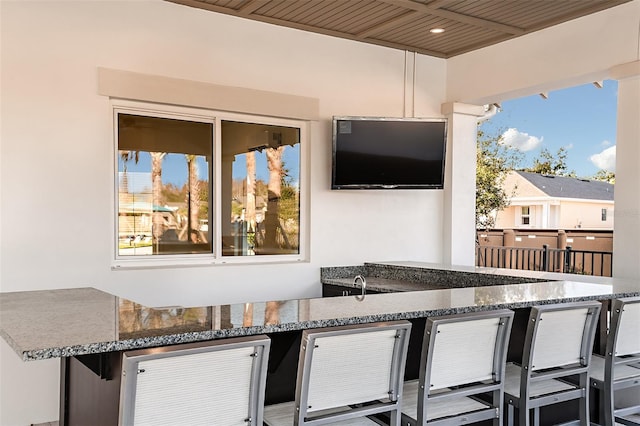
<box><xmin>332</xmin><ymin>116</ymin><xmax>447</xmax><ymax>189</ymax></box>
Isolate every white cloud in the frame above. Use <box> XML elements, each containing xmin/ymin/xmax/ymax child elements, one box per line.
<box><xmin>564</xmin><ymin>143</ymin><xmax>574</xmax><ymax>150</ymax></box>
<box><xmin>601</xmin><ymin>140</ymin><xmax>612</xmax><ymax>147</ymax></box>
<box><xmin>590</xmin><ymin>145</ymin><xmax>616</xmax><ymax>171</ymax></box>
<box><xmin>500</xmin><ymin>128</ymin><xmax>543</xmax><ymax>152</ymax></box>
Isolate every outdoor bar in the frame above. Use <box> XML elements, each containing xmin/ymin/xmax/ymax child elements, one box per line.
<box><xmin>1</xmin><ymin>263</ymin><xmax>638</xmax><ymax>424</ymax></box>
<box><xmin>2</xmin><ymin>1</ymin><xmax>640</xmax><ymax>425</ymax></box>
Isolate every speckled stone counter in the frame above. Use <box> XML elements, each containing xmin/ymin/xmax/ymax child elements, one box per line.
<box><xmin>2</xmin><ymin>262</ymin><xmax>639</xmax><ymax>361</ymax></box>
<box><xmin>323</xmin><ymin>276</ymin><xmax>450</xmax><ymax>293</ymax></box>
<box><xmin>4</xmin><ymin>264</ymin><xmax>637</xmax><ymax>426</ymax></box>
<box><xmin>320</xmin><ymin>261</ymin><xmax>637</xmax><ymax>291</ymax></box>
<box><xmin>321</xmin><ymin>262</ymin><xmax>555</xmax><ymax>291</ymax></box>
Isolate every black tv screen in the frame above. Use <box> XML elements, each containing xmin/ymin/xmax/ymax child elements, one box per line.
<box><xmin>332</xmin><ymin>117</ymin><xmax>447</xmax><ymax>189</ymax></box>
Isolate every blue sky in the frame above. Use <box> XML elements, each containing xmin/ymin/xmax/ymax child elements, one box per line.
<box><xmin>479</xmin><ymin>80</ymin><xmax>618</xmax><ymax>178</ymax></box>
<box><xmin>232</xmin><ymin>145</ymin><xmax>300</xmax><ymax>184</ymax></box>
<box><xmin>119</xmin><ymin>145</ymin><xmax>300</xmax><ymax>188</ymax></box>
<box><xmin>119</xmin><ymin>153</ymin><xmax>209</xmax><ymax>189</ymax></box>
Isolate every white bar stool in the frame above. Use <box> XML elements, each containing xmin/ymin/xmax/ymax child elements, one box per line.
<box><xmin>263</xmin><ymin>321</ymin><xmax>412</xmax><ymax>426</ymax></box>
<box><xmin>118</xmin><ymin>335</ymin><xmax>271</xmax><ymax>426</ymax></box>
<box><xmin>504</xmin><ymin>301</ymin><xmax>602</xmax><ymax>426</ymax></box>
<box><xmin>401</xmin><ymin>309</ymin><xmax>514</xmax><ymax>425</ymax></box>
<box><xmin>589</xmin><ymin>296</ymin><xmax>640</xmax><ymax>426</ymax></box>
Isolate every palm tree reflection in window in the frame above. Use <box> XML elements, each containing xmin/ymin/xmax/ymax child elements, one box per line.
<box><xmin>222</xmin><ymin>121</ymin><xmax>300</xmax><ymax>256</ymax></box>
<box><xmin>118</xmin><ymin>299</ymin><xmax>211</xmax><ymax>339</ymax></box>
<box><xmin>117</xmin><ymin>113</ymin><xmax>212</xmax><ymax>256</ymax></box>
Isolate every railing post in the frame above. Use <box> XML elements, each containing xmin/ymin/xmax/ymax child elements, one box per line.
<box><xmin>564</xmin><ymin>245</ymin><xmax>572</xmax><ymax>273</ymax></box>
<box><xmin>610</xmin><ymin>254</ymin><xmax>613</xmax><ymax>277</ymax></box>
<box><xmin>542</xmin><ymin>244</ymin><xmax>548</xmax><ymax>272</ymax></box>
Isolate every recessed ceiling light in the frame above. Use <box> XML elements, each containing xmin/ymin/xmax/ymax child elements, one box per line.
<box><xmin>430</xmin><ymin>28</ymin><xmax>445</xmax><ymax>34</ymax></box>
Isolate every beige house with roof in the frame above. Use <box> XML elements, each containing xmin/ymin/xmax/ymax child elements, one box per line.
<box><xmin>495</xmin><ymin>171</ymin><xmax>615</xmax><ymax>230</ymax></box>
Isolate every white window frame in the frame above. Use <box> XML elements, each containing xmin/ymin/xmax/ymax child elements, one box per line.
<box><xmin>520</xmin><ymin>206</ymin><xmax>531</xmax><ymax>226</ymax></box>
<box><xmin>111</xmin><ymin>100</ymin><xmax>309</xmax><ymax>269</ymax></box>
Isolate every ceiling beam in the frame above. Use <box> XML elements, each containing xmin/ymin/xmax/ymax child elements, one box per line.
<box><xmin>379</xmin><ymin>0</ymin><xmax>525</xmax><ymax>35</ymax></box>
<box><xmin>357</xmin><ymin>11</ymin><xmax>420</xmax><ymax>38</ymax></box>
<box><xmin>237</xmin><ymin>0</ymin><xmax>264</xmax><ymax>16</ymax></box>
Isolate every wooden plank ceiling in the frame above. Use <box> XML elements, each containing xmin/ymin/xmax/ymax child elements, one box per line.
<box><xmin>166</xmin><ymin>0</ymin><xmax>631</xmax><ymax>58</ymax></box>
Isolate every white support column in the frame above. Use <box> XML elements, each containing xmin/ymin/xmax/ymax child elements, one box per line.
<box><xmin>441</xmin><ymin>102</ymin><xmax>485</xmax><ymax>266</ymax></box>
<box><xmin>611</xmin><ymin>61</ymin><xmax>640</xmax><ymax>280</ymax></box>
<box><xmin>541</xmin><ymin>203</ymin><xmax>549</xmax><ymax>228</ymax></box>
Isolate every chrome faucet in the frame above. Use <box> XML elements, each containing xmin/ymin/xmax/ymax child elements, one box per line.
<box><xmin>354</xmin><ymin>275</ymin><xmax>366</xmax><ymax>301</ymax></box>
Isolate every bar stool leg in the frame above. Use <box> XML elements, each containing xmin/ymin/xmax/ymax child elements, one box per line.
<box><xmin>507</xmin><ymin>403</ymin><xmax>515</xmax><ymax>426</ymax></box>
<box><xmin>389</xmin><ymin>410</ymin><xmax>399</xmax><ymax>426</ymax></box>
<box><xmin>580</xmin><ymin>374</ymin><xmax>590</xmax><ymax>426</ymax></box>
<box><xmin>520</xmin><ymin>402</ymin><xmax>530</xmax><ymax>426</ymax></box>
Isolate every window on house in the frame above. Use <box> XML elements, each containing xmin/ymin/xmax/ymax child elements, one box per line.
<box><xmin>115</xmin><ymin>105</ymin><xmax>304</xmax><ymax>264</ymax></box>
<box><xmin>601</xmin><ymin>208</ymin><xmax>607</xmax><ymax>221</ymax></box>
<box><xmin>521</xmin><ymin>206</ymin><xmax>531</xmax><ymax>225</ymax></box>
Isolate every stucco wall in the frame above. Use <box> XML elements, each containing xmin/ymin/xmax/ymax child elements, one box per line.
<box><xmin>0</xmin><ymin>1</ymin><xmax>447</xmax><ymax>305</ymax></box>
<box><xmin>502</xmin><ymin>172</ymin><xmax>545</xmax><ymax>198</ymax></box>
<box><xmin>559</xmin><ymin>201</ymin><xmax>614</xmax><ymax>229</ymax></box>
<box><xmin>0</xmin><ymin>2</ymin><xmax>449</xmax><ymax>424</ymax></box>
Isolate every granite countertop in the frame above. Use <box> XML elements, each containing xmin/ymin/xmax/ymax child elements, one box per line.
<box><xmin>323</xmin><ymin>277</ymin><xmax>449</xmax><ymax>293</ymax></box>
<box><xmin>1</xmin><ymin>263</ymin><xmax>638</xmax><ymax>361</ymax></box>
<box><xmin>320</xmin><ymin>261</ymin><xmax>621</xmax><ymax>290</ymax></box>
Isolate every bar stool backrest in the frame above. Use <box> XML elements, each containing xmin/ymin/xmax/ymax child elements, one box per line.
<box><xmin>425</xmin><ymin>312</ymin><xmax>513</xmax><ymax>391</ymax></box>
<box><xmin>613</xmin><ymin>297</ymin><xmax>640</xmax><ymax>357</ymax></box>
<box><xmin>530</xmin><ymin>306</ymin><xmax>596</xmax><ymax>371</ymax></box>
<box><xmin>118</xmin><ymin>335</ymin><xmax>271</xmax><ymax>426</ymax></box>
<box><xmin>524</xmin><ymin>301</ymin><xmax>601</xmax><ymax>375</ymax></box>
<box><xmin>295</xmin><ymin>321</ymin><xmax>412</xmax><ymax>424</ymax></box>
<box><xmin>600</xmin><ymin>296</ymin><xmax>640</xmax><ymax>425</ymax></box>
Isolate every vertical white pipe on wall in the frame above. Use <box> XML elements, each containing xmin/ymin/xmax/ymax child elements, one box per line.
<box><xmin>403</xmin><ymin>51</ymin><xmax>416</xmax><ymax>118</ymax></box>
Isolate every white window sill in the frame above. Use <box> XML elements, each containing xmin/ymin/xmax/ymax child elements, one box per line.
<box><xmin>111</xmin><ymin>255</ymin><xmax>306</xmax><ymax>270</ymax></box>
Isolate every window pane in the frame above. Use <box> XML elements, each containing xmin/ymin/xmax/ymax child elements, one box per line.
<box><xmin>521</xmin><ymin>206</ymin><xmax>530</xmax><ymax>225</ymax></box>
<box><xmin>117</xmin><ymin>113</ymin><xmax>213</xmax><ymax>256</ymax></box>
<box><xmin>221</xmin><ymin>120</ymin><xmax>300</xmax><ymax>256</ymax></box>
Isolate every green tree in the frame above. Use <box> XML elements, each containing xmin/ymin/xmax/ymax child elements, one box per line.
<box><xmin>591</xmin><ymin>169</ymin><xmax>615</xmax><ymax>184</ymax></box>
<box><xmin>161</xmin><ymin>183</ymin><xmax>187</xmax><ymax>203</ymax></box>
<box><xmin>476</xmin><ymin>130</ymin><xmax>522</xmax><ymax>230</ymax></box>
<box><xmin>523</xmin><ymin>147</ymin><xmax>575</xmax><ymax>177</ymax></box>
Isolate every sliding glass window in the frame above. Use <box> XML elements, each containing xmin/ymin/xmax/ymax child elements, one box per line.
<box><xmin>114</xmin><ymin>103</ymin><xmax>305</xmax><ymax>265</ymax></box>
<box><xmin>116</xmin><ymin>112</ymin><xmax>213</xmax><ymax>257</ymax></box>
<box><xmin>221</xmin><ymin>120</ymin><xmax>301</xmax><ymax>256</ymax></box>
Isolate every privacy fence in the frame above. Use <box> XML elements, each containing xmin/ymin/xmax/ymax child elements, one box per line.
<box><xmin>476</xmin><ymin>229</ymin><xmax>613</xmax><ymax>277</ymax></box>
